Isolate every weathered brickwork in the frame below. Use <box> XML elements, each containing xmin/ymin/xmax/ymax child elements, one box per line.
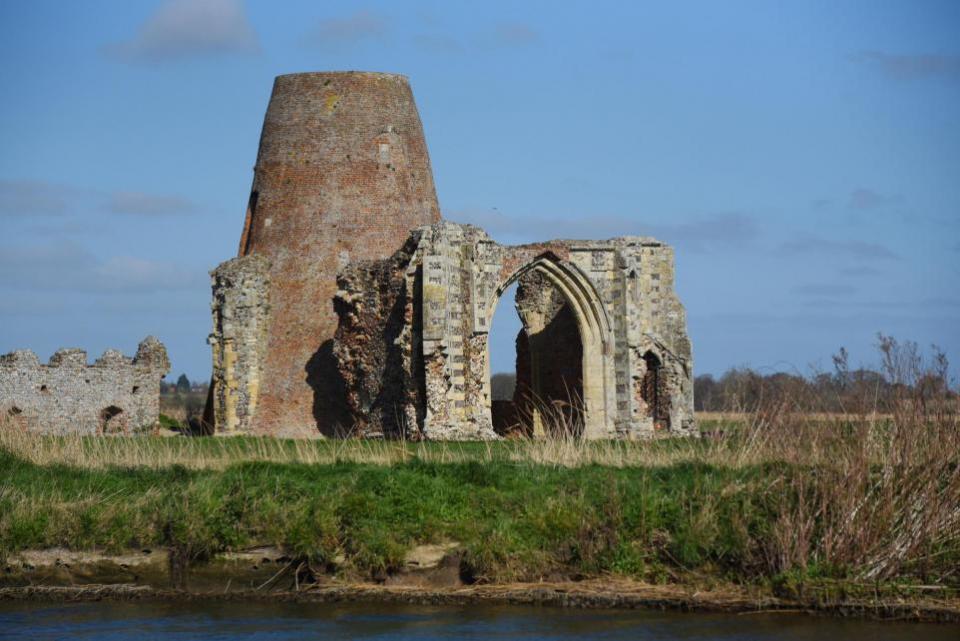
<box><xmin>0</xmin><ymin>337</ymin><xmax>170</xmax><ymax>434</ymax></box>
<box><xmin>215</xmin><ymin>71</ymin><xmax>441</xmax><ymax>437</ymax></box>
<box><xmin>208</xmin><ymin>71</ymin><xmax>695</xmax><ymax>439</ymax></box>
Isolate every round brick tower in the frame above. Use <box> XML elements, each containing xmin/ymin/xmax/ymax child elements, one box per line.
<box><xmin>237</xmin><ymin>71</ymin><xmax>440</xmax><ymax>436</ymax></box>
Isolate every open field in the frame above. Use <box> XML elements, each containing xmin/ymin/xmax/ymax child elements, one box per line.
<box><xmin>2</xmin><ymin>401</ymin><xmax>958</xmax><ymax>609</ymax></box>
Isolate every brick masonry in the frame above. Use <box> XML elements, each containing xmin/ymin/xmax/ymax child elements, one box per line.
<box><xmin>223</xmin><ymin>72</ymin><xmax>441</xmax><ymax>437</ymax></box>
<box><xmin>208</xmin><ymin>71</ymin><xmax>695</xmax><ymax>439</ymax></box>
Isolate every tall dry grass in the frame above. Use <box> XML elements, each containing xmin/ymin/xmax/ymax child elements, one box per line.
<box><xmin>1</xmin><ymin>336</ymin><xmax>957</xmax><ymax>583</ymax></box>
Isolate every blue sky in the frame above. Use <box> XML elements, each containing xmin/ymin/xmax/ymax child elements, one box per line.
<box><xmin>0</xmin><ymin>0</ymin><xmax>958</xmax><ymax>382</ymax></box>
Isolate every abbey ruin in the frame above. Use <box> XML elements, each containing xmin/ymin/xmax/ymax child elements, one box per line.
<box><xmin>0</xmin><ymin>337</ymin><xmax>170</xmax><ymax>434</ymax></box>
<box><xmin>207</xmin><ymin>72</ymin><xmax>694</xmax><ymax>439</ymax></box>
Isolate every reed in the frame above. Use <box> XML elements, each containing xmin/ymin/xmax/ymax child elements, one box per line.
<box><xmin>1</xmin><ymin>339</ymin><xmax>957</xmax><ymax>587</ymax></box>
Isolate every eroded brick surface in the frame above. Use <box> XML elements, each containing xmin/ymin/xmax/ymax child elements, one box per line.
<box><xmin>209</xmin><ymin>72</ymin><xmax>695</xmax><ymax>439</ymax></box>
<box><xmin>222</xmin><ymin>72</ymin><xmax>440</xmax><ymax>437</ymax></box>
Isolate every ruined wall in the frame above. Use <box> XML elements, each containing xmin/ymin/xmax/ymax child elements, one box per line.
<box><xmin>211</xmin><ymin>71</ymin><xmax>441</xmax><ymax>436</ymax></box>
<box><xmin>208</xmin><ymin>254</ymin><xmax>270</xmax><ymax>434</ymax></box>
<box><xmin>209</xmin><ymin>71</ymin><xmax>695</xmax><ymax>439</ymax></box>
<box><xmin>332</xmin><ymin>233</ymin><xmax>425</xmax><ymax>438</ymax></box>
<box><xmin>0</xmin><ymin>337</ymin><xmax>170</xmax><ymax>435</ymax></box>
<box><xmin>334</xmin><ymin>221</ymin><xmax>696</xmax><ymax>440</ymax></box>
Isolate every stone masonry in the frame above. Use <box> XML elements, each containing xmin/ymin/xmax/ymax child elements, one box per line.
<box><xmin>0</xmin><ymin>337</ymin><xmax>170</xmax><ymax>435</ymax></box>
<box><xmin>333</xmin><ymin>222</ymin><xmax>695</xmax><ymax>439</ymax></box>
<box><xmin>208</xmin><ymin>71</ymin><xmax>695</xmax><ymax>439</ymax></box>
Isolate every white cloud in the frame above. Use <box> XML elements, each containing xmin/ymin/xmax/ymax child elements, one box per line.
<box><xmin>0</xmin><ymin>242</ymin><xmax>205</xmax><ymax>293</ymax></box>
<box><xmin>104</xmin><ymin>0</ymin><xmax>259</xmax><ymax>63</ymax></box>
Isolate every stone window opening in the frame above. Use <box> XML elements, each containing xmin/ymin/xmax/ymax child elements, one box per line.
<box><xmin>40</xmin><ymin>384</ymin><xmax>49</xmax><ymax>393</ymax></box>
<box><xmin>641</xmin><ymin>351</ymin><xmax>671</xmax><ymax>431</ymax></box>
<box><xmin>132</xmin><ymin>385</ymin><xmax>140</xmax><ymax>394</ymax></box>
<box><xmin>99</xmin><ymin>406</ymin><xmax>126</xmax><ymax>435</ymax></box>
<box><xmin>487</xmin><ymin>283</ymin><xmax>522</xmax><ymax>436</ymax></box>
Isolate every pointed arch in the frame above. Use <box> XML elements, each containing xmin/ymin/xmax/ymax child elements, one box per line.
<box><xmin>483</xmin><ymin>253</ymin><xmax>615</xmax><ymax>438</ymax></box>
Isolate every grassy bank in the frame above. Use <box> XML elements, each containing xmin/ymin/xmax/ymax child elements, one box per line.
<box><xmin>1</xmin><ymin>408</ymin><xmax>958</xmax><ymax>596</ymax></box>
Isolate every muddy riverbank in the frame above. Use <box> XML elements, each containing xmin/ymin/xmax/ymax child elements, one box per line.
<box><xmin>3</xmin><ymin>547</ymin><xmax>957</xmax><ymax>623</ymax></box>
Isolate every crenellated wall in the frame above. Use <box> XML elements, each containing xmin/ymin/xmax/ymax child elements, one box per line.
<box><xmin>0</xmin><ymin>337</ymin><xmax>170</xmax><ymax>435</ymax></box>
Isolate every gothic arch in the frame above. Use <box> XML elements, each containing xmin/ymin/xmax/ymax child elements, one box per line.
<box><xmin>483</xmin><ymin>254</ymin><xmax>615</xmax><ymax>438</ymax></box>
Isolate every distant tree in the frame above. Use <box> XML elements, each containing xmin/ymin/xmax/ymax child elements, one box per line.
<box><xmin>491</xmin><ymin>373</ymin><xmax>517</xmax><ymax>401</ymax></box>
<box><xmin>694</xmin><ymin>374</ymin><xmax>717</xmax><ymax>411</ymax></box>
<box><xmin>176</xmin><ymin>374</ymin><xmax>191</xmax><ymax>394</ymax></box>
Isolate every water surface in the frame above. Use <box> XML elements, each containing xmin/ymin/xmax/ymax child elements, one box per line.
<box><xmin>0</xmin><ymin>601</ymin><xmax>954</xmax><ymax>640</ymax></box>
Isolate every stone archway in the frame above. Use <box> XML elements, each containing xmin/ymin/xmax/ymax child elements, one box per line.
<box><xmin>482</xmin><ymin>254</ymin><xmax>613</xmax><ymax>439</ymax></box>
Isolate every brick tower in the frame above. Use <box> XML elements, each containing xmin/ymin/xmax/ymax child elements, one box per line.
<box><xmin>215</xmin><ymin>72</ymin><xmax>441</xmax><ymax>436</ymax></box>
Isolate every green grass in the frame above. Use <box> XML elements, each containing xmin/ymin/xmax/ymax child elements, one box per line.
<box><xmin>0</xmin><ymin>448</ymin><xmax>786</xmax><ymax>583</ymax></box>
<box><xmin>2</xmin><ymin>405</ymin><xmax>957</xmax><ymax>591</ymax></box>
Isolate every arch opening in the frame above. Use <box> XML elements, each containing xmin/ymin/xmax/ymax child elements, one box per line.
<box><xmin>99</xmin><ymin>406</ymin><xmax>126</xmax><ymax>435</ymax></box>
<box><xmin>482</xmin><ymin>255</ymin><xmax>611</xmax><ymax>439</ymax></box>
<box><xmin>487</xmin><ymin>280</ymin><xmax>585</xmax><ymax>437</ymax></box>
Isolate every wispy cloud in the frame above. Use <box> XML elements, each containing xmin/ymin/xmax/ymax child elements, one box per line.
<box><xmin>792</xmin><ymin>284</ymin><xmax>858</xmax><ymax>297</ymax></box>
<box><xmin>779</xmin><ymin>235</ymin><xmax>900</xmax><ymax>261</ymax></box>
<box><xmin>1</xmin><ymin>180</ymin><xmax>198</xmax><ymax>219</ymax></box>
<box><xmin>852</xmin><ymin>50</ymin><xmax>960</xmax><ymax>81</ymax></box>
<box><xmin>447</xmin><ymin>209</ymin><xmax>758</xmax><ymax>251</ymax></box>
<box><xmin>412</xmin><ymin>33</ymin><xmax>463</xmax><ymax>54</ymax></box>
<box><xmin>847</xmin><ymin>188</ymin><xmax>901</xmax><ymax>210</ymax></box>
<box><xmin>492</xmin><ymin>22</ymin><xmax>538</xmax><ymax>47</ymax></box>
<box><xmin>304</xmin><ymin>10</ymin><xmax>387</xmax><ymax>50</ymax></box>
<box><xmin>802</xmin><ymin>296</ymin><xmax>960</xmax><ymax>311</ymax></box>
<box><xmin>0</xmin><ymin>181</ymin><xmax>90</xmax><ymax>216</ymax></box>
<box><xmin>651</xmin><ymin>213</ymin><xmax>759</xmax><ymax>251</ymax></box>
<box><xmin>0</xmin><ymin>242</ymin><xmax>205</xmax><ymax>293</ymax></box>
<box><xmin>839</xmin><ymin>265</ymin><xmax>884</xmax><ymax>278</ymax></box>
<box><xmin>104</xmin><ymin>0</ymin><xmax>259</xmax><ymax>63</ymax></box>
<box><xmin>105</xmin><ymin>191</ymin><xmax>196</xmax><ymax>216</ymax></box>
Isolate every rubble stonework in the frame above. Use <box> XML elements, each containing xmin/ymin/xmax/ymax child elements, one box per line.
<box><xmin>208</xmin><ymin>71</ymin><xmax>695</xmax><ymax>439</ymax></box>
<box><xmin>210</xmin><ymin>71</ymin><xmax>441</xmax><ymax>436</ymax></box>
<box><xmin>332</xmin><ymin>222</ymin><xmax>695</xmax><ymax>439</ymax></box>
<box><xmin>208</xmin><ymin>254</ymin><xmax>271</xmax><ymax>435</ymax></box>
<box><xmin>0</xmin><ymin>337</ymin><xmax>170</xmax><ymax>434</ymax></box>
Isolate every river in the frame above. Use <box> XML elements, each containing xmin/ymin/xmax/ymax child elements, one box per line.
<box><xmin>0</xmin><ymin>601</ymin><xmax>954</xmax><ymax>639</ymax></box>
